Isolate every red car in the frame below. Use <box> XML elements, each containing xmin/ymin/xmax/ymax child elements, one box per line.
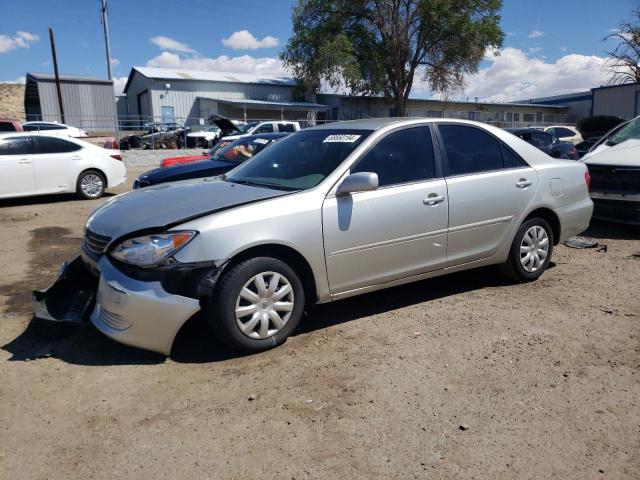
<box><xmin>161</xmin><ymin>151</ymin><xmax>210</xmax><ymax>167</ymax></box>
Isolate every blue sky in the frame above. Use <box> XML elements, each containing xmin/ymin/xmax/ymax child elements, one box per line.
<box><xmin>0</xmin><ymin>0</ymin><xmax>637</xmax><ymax>101</ymax></box>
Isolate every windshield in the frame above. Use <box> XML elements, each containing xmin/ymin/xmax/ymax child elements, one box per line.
<box><xmin>607</xmin><ymin>116</ymin><xmax>640</xmax><ymax>146</ymax></box>
<box><xmin>225</xmin><ymin>129</ymin><xmax>372</xmax><ymax>191</ymax></box>
<box><xmin>237</xmin><ymin>122</ymin><xmax>257</xmax><ymax>134</ymax></box>
<box><xmin>212</xmin><ymin>136</ymin><xmax>276</xmax><ymax>163</ymax></box>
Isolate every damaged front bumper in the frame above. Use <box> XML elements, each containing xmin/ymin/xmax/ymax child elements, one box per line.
<box><xmin>33</xmin><ymin>255</ymin><xmax>207</xmax><ymax>355</ymax></box>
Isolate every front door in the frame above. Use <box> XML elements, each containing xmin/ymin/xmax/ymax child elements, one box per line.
<box><xmin>322</xmin><ymin>126</ymin><xmax>448</xmax><ymax>294</ymax></box>
<box><xmin>437</xmin><ymin>123</ymin><xmax>538</xmax><ymax>265</ymax></box>
<box><xmin>0</xmin><ymin>136</ymin><xmax>36</xmax><ymax>199</ymax></box>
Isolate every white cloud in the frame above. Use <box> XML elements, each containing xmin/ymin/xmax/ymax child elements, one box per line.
<box><xmin>222</xmin><ymin>30</ymin><xmax>279</xmax><ymax>50</ymax></box>
<box><xmin>460</xmin><ymin>47</ymin><xmax>608</xmax><ymax>102</ymax></box>
<box><xmin>146</xmin><ymin>51</ymin><xmax>289</xmax><ymax>76</ymax></box>
<box><xmin>528</xmin><ymin>30</ymin><xmax>544</xmax><ymax>38</ymax></box>
<box><xmin>150</xmin><ymin>36</ymin><xmax>195</xmax><ymax>53</ymax></box>
<box><xmin>112</xmin><ymin>76</ymin><xmax>128</xmax><ymax>95</ymax></box>
<box><xmin>110</xmin><ymin>58</ymin><xmax>120</xmax><ymax>67</ymax></box>
<box><xmin>528</xmin><ymin>47</ymin><xmax>543</xmax><ymax>54</ymax></box>
<box><xmin>0</xmin><ymin>31</ymin><xmax>39</xmax><ymax>54</ymax></box>
<box><xmin>0</xmin><ymin>76</ymin><xmax>26</xmax><ymax>84</ymax></box>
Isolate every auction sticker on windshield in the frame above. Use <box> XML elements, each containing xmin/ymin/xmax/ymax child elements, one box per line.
<box><xmin>323</xmin><ymin>134</ymin><xmax>362</xmax><ymax>143</ymax></box>
<box><xmin>253</xmin><ymin>138</ymin><xmax>269</xmax><ymax>144</ymax></box>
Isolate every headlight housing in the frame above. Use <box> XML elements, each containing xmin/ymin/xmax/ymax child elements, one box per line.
<box><xmin>110</xmin><ymin>231</ymin><xmax>197</xmax><ymax>267</ymax></box>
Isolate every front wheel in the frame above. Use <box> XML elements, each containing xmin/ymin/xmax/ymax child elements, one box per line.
<box><xmin>207</xmin><ymin>257</ymin><xmax>305</xmax><ymax>353</ymax></box>
<box><xmin>500</xmin><ymin>217</ymin><xmax>554</xmax><ymax>282</ymax></box>
<box><xmin>76</xmin><ymin>170</ymin><xmax>106</xmax><ymax>199</ymax></box>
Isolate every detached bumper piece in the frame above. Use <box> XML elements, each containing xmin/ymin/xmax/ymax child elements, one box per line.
<box><xmin>33</xmin><ymin>256</ymin><xmax>98</xmax><ymax>323</ymax></box>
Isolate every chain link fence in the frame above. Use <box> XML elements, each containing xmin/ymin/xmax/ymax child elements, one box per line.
<box><xmin>24</xmin><ymin>110</ymin><xmax>573</xmax><ymax>150</ymax></box>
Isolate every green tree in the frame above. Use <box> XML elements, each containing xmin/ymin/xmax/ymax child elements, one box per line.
<box><xmin>603</xmin><ymin>8</ymin><xmax>640</xmax><ymax>85</ymax></box>
<box><xmin>281</xmin><ymin>0</ymin><xmax>504</xmax><ymax>116</ymax></box>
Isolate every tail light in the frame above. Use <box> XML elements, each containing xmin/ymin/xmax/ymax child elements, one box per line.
<box><xmin>110</xmin><ymin>154</ymin><xmax>122</xmax><ymax>161</ymax></box>
<box><xmin>584</xmin><ymin>170</ymin><xmax>591</xmax><ymax>190</ymax></box>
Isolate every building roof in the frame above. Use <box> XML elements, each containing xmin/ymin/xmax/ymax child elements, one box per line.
<box><xmin>124</xmin><ymin>66</ymin><xmax>297</xmax><ymax>93</ymax></box>
<box><xmin>210</xmin><ymin>97</ymin><xmax>327</xmax><ymax>110</ymax></box>
<box><xmin>318</xmin><ymin>93</ymin><xmax>567</xmax><ymax>110</ymax></box>
<box><xmin>26</xmin><ymin>72</ymin><xmax>113</xmax><ymax>84</ymax></box>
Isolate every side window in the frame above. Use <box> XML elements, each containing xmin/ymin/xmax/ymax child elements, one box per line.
<box><xmin>555</xmin><ymin>127</ymin><xmax>575</xmax><ymax>137</ymax></box>
<box><xmin>256</xmin><ymin>124</ymin><xmax>275</xmax><ymax>133</ymax></box>
<box><xmin>0</xmin><ymin>137</ymin><xmax>32</xmax><ymax>155</ymax></box>
<box><xmin>34</xmin><ymin>136</ymin><xmax>82</xmax><ymax>154</ymax></box>
<box><xmin>278</xmin><ymin>123</ymin><xmax>296</xmax><ymax>133</ymax></box>
<box><xmin>501</xmin><ymin>145</ymin><xmax>527</xmax><ymax>168</ymax></box>
<box><xmin>351</xmin><ymin>126</ymin><xmax>435</xmax><ymax>187</ymax></box>
<box><xmin>439</xmin><ymin>125</ymin><xmax>503</xmax><ymax>175</ymax></box>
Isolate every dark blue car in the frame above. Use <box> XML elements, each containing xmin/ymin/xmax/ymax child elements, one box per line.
<box><xmin>133</xmin><ymin>132</ymin><xmax>289</xmax><ymax>189</ymax></box>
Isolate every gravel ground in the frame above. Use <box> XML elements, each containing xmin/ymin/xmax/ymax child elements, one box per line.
<box><xmin>1</xmin><ymin>167</ymin><xmax>639</xmax><ymax>479</ymax></box>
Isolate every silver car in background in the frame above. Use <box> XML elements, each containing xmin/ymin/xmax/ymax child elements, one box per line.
<box><xmin>35</xmin><ymin>118</ymin><xmax>593</xmax><ymax>355</ymax></box>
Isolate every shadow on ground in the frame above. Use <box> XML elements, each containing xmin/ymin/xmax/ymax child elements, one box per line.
<box><xmin>583</xmin><ymin>219</ymin><xmax>640</xmax><ymax>241</ymax></box>
<box><xmin>3</xmin><ymin>266</ymin><xmax>514</xmax><ymax>366</ymax></box>
<box><xmin>0</xmin><ymin>192</ymin><xmax>114</xmax><ymax>208</ymax></box>
<box><xmin>1</xmin><ymin>217</ymin><xmax>633</xmax><ymax>367</ymax></box>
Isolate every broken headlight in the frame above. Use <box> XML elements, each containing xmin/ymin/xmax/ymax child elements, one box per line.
<box><xmin>110</xmin><ymin>231</ymin><xmax>197</xmax><ymax>268</ymax></box>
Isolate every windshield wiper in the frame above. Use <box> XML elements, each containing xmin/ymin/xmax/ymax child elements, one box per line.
<box><xmin>225</xmin><ymin>178</ymin><xmax>299</xmax><ymax>191</ymax></box>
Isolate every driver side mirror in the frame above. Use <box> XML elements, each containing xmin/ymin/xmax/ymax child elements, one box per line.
<box><xmin>337</xmin><ymin>172</ymin><xmax>379</xmax><ymax>194</ymax></box>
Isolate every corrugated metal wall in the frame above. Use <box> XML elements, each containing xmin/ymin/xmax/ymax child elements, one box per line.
<box><xmin>593</xmin><ymin>84</ymin><xmax>640</xmax><ymax>119</ymax></box>
<box><xmin>124</xmin><ymin>70</ymin><xmax>297</xmax><ymax>123</ymax></box>
<box><xmin>33</xmin><ymin>80</ymin><xmax>117</xmax><ymax>131</ymax></box>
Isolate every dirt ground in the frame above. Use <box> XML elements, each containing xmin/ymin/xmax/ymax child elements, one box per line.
<box><xmin>1</xmin><ymin>167</ymin><xmax>638</xmax><ymax>479</ymax></box>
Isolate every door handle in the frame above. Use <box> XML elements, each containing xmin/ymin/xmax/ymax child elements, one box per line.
<box><xmin>423</xmin><ymin>193</ymin><xmax>445</xmax><ymax>205</ymax></box>
<box><xmin>17</xmin><ymin>158</ymin><xmax>31</xmax><ymax>164</ymax></box>
<box><xmin>71</xmin><ymin>156</ymin><xmax>82</xmax><ymax>161</ymax></box>
<box><xmin>516</xmin><ymin>178</ymin><xmax>532</xmax><ymax>188</ymax></box>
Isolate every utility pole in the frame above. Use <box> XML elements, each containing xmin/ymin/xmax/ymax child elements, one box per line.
<box><xmin>48</xmin><ymin>27</ymin><xmax>65</xmax><ymax>124</ymax></box>
<box><xmin>100</xmin><ymin>0</ymin><xmax>113</xmax><ymax>80</ymax></box>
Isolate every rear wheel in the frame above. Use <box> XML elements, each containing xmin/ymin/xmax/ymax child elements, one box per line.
<box><xmin>207</xmin><ymin>257</ymin><xmax>305</xmax><ymax>353</ymax></box>
<box><xmin>500</xmin><ymin>217</ymin><xmax>554</xmax><ymax>282</ymax></box>
<box><xmin>76</xmin><ymin>170</ymin><xmax>106</xmax><ymax>200</ymax></box>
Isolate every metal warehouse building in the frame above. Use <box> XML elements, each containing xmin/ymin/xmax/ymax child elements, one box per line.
<box><xmin>24</xmin><ymin>72</ymin><xmax>117</xmax><ymax>130</ymax></box>
<box><xmin>592</xmin><ymin>82</ymin><xmax>640</xmax><ymax>119</ymax></box>
<box><xmin>122</xmin><ymin>66</ymin><xmax>327</xmax><ymax>125</ymax></box>
<box><xmin>121</xmin><ymin>66</ymin><xmax>569</xmax><ymax>127</ymax></box>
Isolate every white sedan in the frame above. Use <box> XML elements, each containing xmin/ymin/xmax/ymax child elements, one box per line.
<box><xmin>0</xmin><ymin>133</ymin><xmax>126</xmax><ymax>200</ymax></box>
<box><xmin>22</xmin><ymin>121</ymin><xmax>88</xmax><ymax>137</ymax></box>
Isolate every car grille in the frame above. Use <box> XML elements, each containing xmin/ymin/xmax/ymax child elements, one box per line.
<box><xmin>83</xmin><ymin>229</ymin><xmax>111</xmax><ymax>257</ymax></box>
<box><xmin>587</xmin><ymin>164</ymin><xmax>640</xmax><ymax>195</ymax></box>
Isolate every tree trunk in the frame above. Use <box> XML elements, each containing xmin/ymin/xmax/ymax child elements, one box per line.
<box><xmin>393</xmin><ymin>95</ymin><xmax>407</xmax><ymax>117</ymax></box>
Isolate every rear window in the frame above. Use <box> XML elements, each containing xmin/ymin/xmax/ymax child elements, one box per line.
<box><xmin>34</xmin><ymin>136</ymin><xmax>82</xmax><ymax>154</ymax></box>
<box><xmin>0</xmin><ymin>122</ymin><xmax>18</xmax><ymax>132</ymax></box>
<box><xmin>278</xmin><ymin>123</ymin><xmax>296</xmax><ymax>133</ymax></box>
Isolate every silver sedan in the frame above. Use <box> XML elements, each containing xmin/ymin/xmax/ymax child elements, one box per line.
<box><xmin>35</xmin><ymin>118</ymin><xmax>593</xmax><ymax>355</ymax></box>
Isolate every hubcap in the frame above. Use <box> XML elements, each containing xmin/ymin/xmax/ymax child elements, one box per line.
<box><xmin>81</xmin><ymin>174</ymin><xmax>103</xmax><ymax>197</ymax></box>
<box><xmin>235</xmin><ymin>271</ymin><xmax>294</xmax><ymax>339</ymax></box>
<box><xmin>520</xmin><ymin>225</ymin><xmax>549</xmax><ymax>273</ymax></box>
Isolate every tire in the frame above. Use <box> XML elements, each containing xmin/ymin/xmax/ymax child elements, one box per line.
<box><xmin>500</xmin><ymin>217</ymin><xmax>554</xmax><ymax>282</ymax></box>
<box><xmin>207</xmin><ymin>257</ymin><xmax>305</xmax><ymax>353</ymax></box>
<box><xmin>76</xmin><ymin>170</ymin><xmax>106</xmax><ymax>200</ymax></box>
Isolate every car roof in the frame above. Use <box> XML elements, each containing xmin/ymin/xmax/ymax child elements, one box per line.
<box><xmin>22</xmin><ymin>121</ymin><xmax>69</xmax><ymax>126</ymax></box>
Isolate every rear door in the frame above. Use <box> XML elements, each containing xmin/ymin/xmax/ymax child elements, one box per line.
<box><xmin>436</xmin><ymin>123</ymin><xmax>538</xmax><ymax>265</ymax></box>
<box><xmin>32</xmin><ymin>136</ymin><xmax>83</xmax><ymax>194</ymax></box>
<box><xmin>0</xmin><ymin>136</ymin><xmax>36</xmax><ymax>198</ymax></box>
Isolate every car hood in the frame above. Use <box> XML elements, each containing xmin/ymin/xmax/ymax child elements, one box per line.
<box><xmin>138</xmin><ymin>158</ymin><xmax>235</xmax><ymax>182</ymax></box>
<box><xmin>582</xmin><ymin>139</ymin><xmax>640</xmax><ymax>166</ymax></box>
<box><xmin>210</xmin><ymin>116</ymin><xmax>240</xmax><ymax>133</ymax></box>
<box><xmin>86</xmin><ymin>179</ymin><xmax>289</xmax><ymax>241</ymax></box>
